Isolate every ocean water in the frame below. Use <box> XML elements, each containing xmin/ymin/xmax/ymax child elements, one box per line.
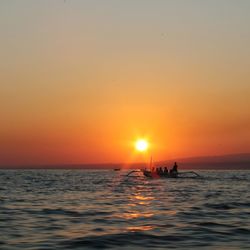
<box><xmin>0</xmin><ymin>170</ymin><xmax>250</xmax><ymax>250</ymax></box>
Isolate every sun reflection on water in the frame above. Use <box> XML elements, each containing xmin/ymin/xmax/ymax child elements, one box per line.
<box><xmin>134</xmin><ymin>195</ymin><xmax>154</xmax><ymax>201</ymax></box>
<box><xmin>118</xmin><ymin>211</ymin><xmax>154</xmax><ymax>220</ymax></box>
<box><xmin>126</xmin><ymin>225</ymin><xmax>154</xmax><ymax>232</ymax></box>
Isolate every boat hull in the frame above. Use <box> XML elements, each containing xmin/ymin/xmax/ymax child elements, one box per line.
<box><xmin>142</xmin><ymin>170</ymin><xmax>200</xmax><ymax>178</ymax></box>
<box><xmin>142</xmin><ymin>170</ymin><xmax>173</xmax><ymax>178</ymax></box>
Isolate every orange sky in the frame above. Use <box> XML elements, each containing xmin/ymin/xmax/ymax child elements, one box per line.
<box><xmin>0</xmin><ymin>1</ymin><xmax>250</xmax><ymax>166</ymax></box>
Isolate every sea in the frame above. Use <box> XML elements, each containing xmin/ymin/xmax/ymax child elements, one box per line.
<box><xmin>0</xmin><ymin>169</ymin><xmax>250</xmax><ymax>250</ymax></box>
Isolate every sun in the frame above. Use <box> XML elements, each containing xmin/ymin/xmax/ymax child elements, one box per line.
<box><xmin>135</xmin><ymin>139</ymin><xmax>149</xmax><ymax>152</ymax></box>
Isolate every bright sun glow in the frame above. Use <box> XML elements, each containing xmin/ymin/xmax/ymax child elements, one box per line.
<box><xmin>135</xmin><ymin>139</ymin><xmax>149</xmax><ymax>152</ymax></box>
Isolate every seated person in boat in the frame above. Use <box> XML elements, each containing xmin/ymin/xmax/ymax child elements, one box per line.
<box><xmin>163</xmin><ymin>167</ymin><xmax>169</xmax><ymax>176</ymax></box>
<box><xmin>158</xmin><ymin>167</ymin><xmax>164</xmax><ymax>176</ymax></box>
<box><xmin>156</xmin><ymin>167</ymin><xmax>166</xmax><ymax>176</ymax></box>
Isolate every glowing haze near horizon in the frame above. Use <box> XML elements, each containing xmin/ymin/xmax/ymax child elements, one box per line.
<box><xmin>0</xmin><ymin>0</ymin><xmax>250</xmax><ymax>166</ymax></box>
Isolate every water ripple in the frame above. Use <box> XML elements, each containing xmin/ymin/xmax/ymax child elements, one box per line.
<box><xmin>0</xmin><ymin>170</ymin><xmax>250</xmax><ymax>249</ymax></box>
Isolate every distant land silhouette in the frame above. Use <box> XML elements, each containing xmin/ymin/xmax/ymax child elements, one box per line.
<box><xmin>159</xmin><ymin>153</ymin><xmax>250</xmax><ymax>170</ymax></box>
<box><xmin>1</xmin><ymin>153</ymin><xmax>250</xmax><ymax>170</ymax></box>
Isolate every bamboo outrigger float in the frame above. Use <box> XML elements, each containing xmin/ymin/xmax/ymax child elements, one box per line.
<box><xmin>126</xmin><ymin>169</ymin><xmax>201</xmax><ymax>178</ymax></box>
<box><xmin>141</xmin><ymin>169</ymin><xmax>201</xmax><ymax>178</ymax></box>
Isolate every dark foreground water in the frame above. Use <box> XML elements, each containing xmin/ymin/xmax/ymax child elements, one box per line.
<box><xmin>0</xmin><ymin>170</ymin><xmax>250</xmax><ymax>250</ymax></box>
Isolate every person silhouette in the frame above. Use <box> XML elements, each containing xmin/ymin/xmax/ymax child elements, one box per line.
<box><xmin>171</xmin><ymin>162</ymin><xmax>178</xmax><ymax>177</ymax></box>
<box><xmin>163</xmin><ymin>167</ymin><xmax>168</xmax><ymax>177</ymax></box>
<box><xmin>173</xmin><ymin>162</ymin><xmax>178</xmax><ymax>172</ymax></box>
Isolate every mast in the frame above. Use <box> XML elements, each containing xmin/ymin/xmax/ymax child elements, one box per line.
<box><xmin>149</xmin><ymin>155</ymin><xmax>153</xmax><ymax>170</ymax></box>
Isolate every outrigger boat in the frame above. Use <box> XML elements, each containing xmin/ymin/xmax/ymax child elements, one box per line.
<box><xmin>127</xmin><ymin>169</ymin><xmax>201</xmax><ymax>178</ymax></box>
<box><xmin>141</xmin><ymin>169</ymin><xmax>200</xmax><ymax>178</ymax></box>
<box><xmin>126</xmin><ymin>157</ymin><xmax>201</xmax><ymax>178</ymax></box>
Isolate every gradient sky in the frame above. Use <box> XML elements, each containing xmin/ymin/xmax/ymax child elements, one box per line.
<box><xmin>1</xmin><ymin>0</ymin><xmax>250</xmax><ymax>166</ymax></box>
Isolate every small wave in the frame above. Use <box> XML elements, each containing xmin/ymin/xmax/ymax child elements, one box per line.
<box><xmin>42</xmin><ymin>208</ymin><xmax>114</xmax><ymax>218</ymax></box>
<box><xmin>205</xmin><ymin>203</ymin><xmax>235</xmax><ymax>210</ymax></box>
<box><xmin>204</xmin><ymin>201</ymin><xmax>250</xmax><ymax>210</ymax></box>
<box><xmin>196</xmin><ymin>222</ymin><xmax>230</xmax><ymax>227</ymax></box>
<box><xmin>42</xmin><ymin>208</ymin><xmax>81</xmax><ymax>216</ymax></box>
<box><xmin>231</xmin><ymin>228</ymin><xmax>250</xmax><ymax>235</ymax></box>
<box><xmin>61</xmin><ymin>232</ymin><xmax>190</xmax><ymax>249</ymax></box>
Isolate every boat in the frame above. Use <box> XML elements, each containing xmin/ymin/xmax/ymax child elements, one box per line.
<box><xmin>126</xmin><ymin>169</ymin><xmax>201</xmax><ymax>178</ymax></box>
<box><xmin>114</xmin><ymin>168</ymin><xmax>121</xmax><ymax>171</ymax></box>
<box><xmin>141</xmin><ymin>169</ymin><xmax>200</xmax><ymax>178</ymax></box>
<box><xmin>126</xmin><ymin>157</ymin><xmax>201</xmax><ymax>179</ymax></box>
